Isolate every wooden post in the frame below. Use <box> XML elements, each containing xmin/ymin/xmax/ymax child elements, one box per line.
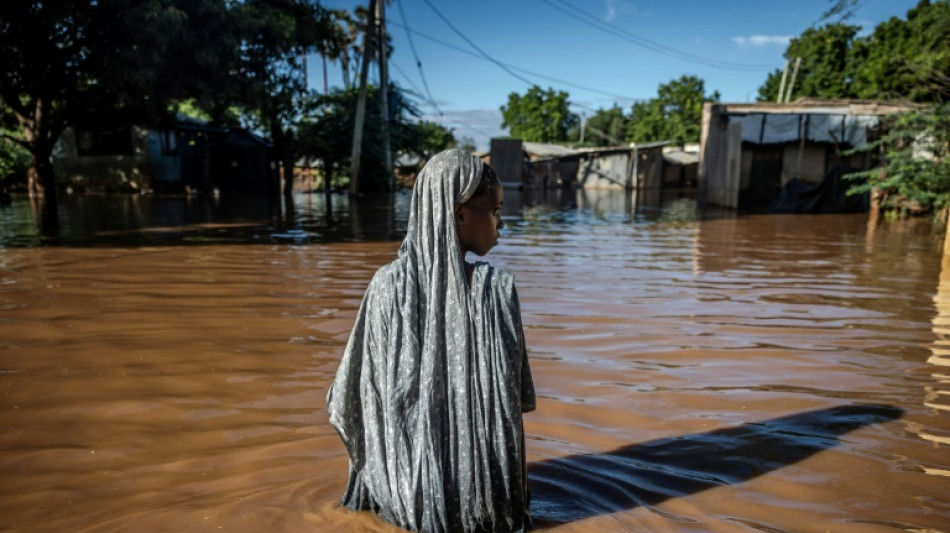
<box><xmin>785</xmin><ymin>57</ymin><xmax>801</xmax><ymax>103</ymax></box>
<box><xmin>777</xmin><ymin>60</ymin><xmax>789</xmax><ymax>103</ymax></box>
<box><xmin>377</xmin><ymin>0</ymin><xmax>393</xmax><ymax>191</ymax></box>
<box><xmin>349</xmin><ymin>0</ymin><xmax>377</xmax><ymax>195</ymax></box>
<box><xmin>322</xmin><ymin>54</ymin><xmax>329</xmax><ymax>94</ymax></box>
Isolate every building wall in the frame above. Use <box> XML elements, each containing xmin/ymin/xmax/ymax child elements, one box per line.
<box><xmin>146</xmin><ymin>130</ymin><xmax>181</xmax><ymax>184</ymax></box>
<box><xmin>781</xmin><ymin>143</ymin><xmax>826</xmax><ymax>185</ymax></box>
<box><xmin>53</xmin><ymin>127</ymin><xmax>157</xmax><ymax>192</ymax></box>
<box><xmin>577</xmin><ymin>152</ymin><xmax>631</xmax><ymax>189</ymax></box>
<box><xmin>635</xmin><ymin>148</ymin><xmax>665</xmax><ymax>189</ymax></box>
<box><xmin>490</xmin><ymin>139</ymin><xmax>524</xmax><ymax>186</ymax></box>
<box><xmin>700</xmin><ymin>105</ymin><xmax>740</xmax><ymax>208</ymax></box>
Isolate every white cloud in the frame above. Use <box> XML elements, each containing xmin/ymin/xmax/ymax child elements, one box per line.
<box><xmin>604</xmin><ymin>0</ymin><xmax>645</xmax><ymax>22</ymax></box>
<box><xmin>421</xmin><ymin>108</ymin><xmax>507</xmax><ymax>151</ymax></box>
<box><xmin>605</xmin><ymin>0</ymin><xmax>618</xmax><ymax>21</ymax></box>
<box><xmin>731</xmin><ymin>35</ymin><xmax>793</xmax><ymax>47</ymax></box>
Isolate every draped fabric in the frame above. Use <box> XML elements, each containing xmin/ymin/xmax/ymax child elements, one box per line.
<box><xmin>327</xmin><ymin>149</ymin><xmax>535</xmax><ymax>532</ymax></box>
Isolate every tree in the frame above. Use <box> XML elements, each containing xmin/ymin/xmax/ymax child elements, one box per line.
<box><xmin>758</xmin><ymin>1</ymin><xmax>949</xmax><ymax>104</ymax></box>
<box><xmin>458</xmin><ymin>136</ymin><xmax>478</xmax><ymax>153</ymax></box>
<box><xmin>627</xmin><ymin>100</ymin><xmax>668</xmax><ymax>144</ymax></box>
<box><xmin>0</xmin><ymin>1</ymin><xmax>236</xmax><ymax>202</ymax></box>
<box><xmin>500</xmin><ymin>86</ymin><xmax>577</xmax><ymax>143</ymax></box>
<box><xmin>756</xmin><ymin>23</ymin><xmax>860</xmax><ymax>102</ymax></box>
<box><xmin>232</xmin><ymin>0</ymin><xmax>340</xmax><ymax>196</ymax></box>
<box><xmin>627</xmin><ymin>75</ymin><xmax>720</xmax><ymax>145</ymax></box>
<box><xmin>849</xmin><ymin>0</ymin><xmax>950</xmax><ymax>103</ymax></box>
<box><xmin>412</xmin><ymin>121</ymin><xmax>457</xmax><ymax>159</ymax></box>
<box><xmin>844</xmin><ymin>103</ymin><xmax>950</xmax><ymax>215</ymax></box>
<box><xmin>585</xmin><ymin>105</ymin><xmax>627</xmax><ymax>146</ymax></box>
<box><xmin>297</xmin><ymin>83</ymin><xmax>428</xmax><ymax>194</ymax></box>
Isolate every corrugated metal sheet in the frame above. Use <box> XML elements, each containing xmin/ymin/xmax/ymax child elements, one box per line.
<box><xmin>522</xmin><ymin>142</ymin><xmax>581</xmax><ymax>158</ymax></box>
<box><xmin>663</xmin><ymin>150</ymin><xmax>699</xmax><ymax>165</ymax></box>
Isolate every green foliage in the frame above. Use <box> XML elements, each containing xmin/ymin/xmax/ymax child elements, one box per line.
<box><xmin>457</xmin><ymin>136</ymin><xmax>478</xmax><ymax>153</ymax></box>
<box><xmin>0</xmin><ymin>137</ymin><xmax>30</xmax><ymax>185</ymax></box>
<box><xmin>585</xmin><ymin>105</ymin><xmax>627</xmax><ymax>146</ymax></box>
<box><xmin>849</xmin><ymin>0</ymin><xmax>950</xmax><ymax>102</ymax></box>
<box><xmin>500</xmin><ymin>86</ymin><xmax>577</xmax><ymax>143</ymax></box>
<box><xmin>844</xmin><ymin>103</ymin><xmax>950</xmax><ymax>215</ymax></box>
<box><xmin>296</xmin><ymin>84</ymin><xmax>432</xmax><ymax>191</ymax></box>
<box><xmin>758</xmin><ymin>1</ymin><xmax>950</xmax><ymax>103</ymax></box>
<box><xmin>627</xmin><ymin>75</ymin><xmax>720</xmax><ymax>145</ymax></box>
<box><xmin>413</xmin><ymin>121</ymin><xmax>457</xmax><ymax>158</ymax></box>
<box><xmin>0</xmin><ymin>0</ymin><xmax>350</xmax><ymax>196</ymax></box>
<box><xmin>757</xmin><ymin>23</ymin><xmax>860</xmax><ymax>102</ymax></box>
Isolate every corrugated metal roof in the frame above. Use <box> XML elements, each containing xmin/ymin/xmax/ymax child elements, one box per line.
<box><xmin>714</xmin><ymin>99</ymin><xmax>922</xmax><ymax>116</ymax></box>
<box><xmin>663</xmin><ymin>150</ymin><xmax>699</xmax><ymax>165</ymax></box>
<box><xmin>522</xmin><ymin>142</ymin><xmax>581</xmax><ymax>158</ymax></box>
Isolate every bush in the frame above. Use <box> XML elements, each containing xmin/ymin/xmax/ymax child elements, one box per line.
<box><xmin>845</xmin><ymin>103</ymin><xmax>950</xmax><ymax>217</ymax></box>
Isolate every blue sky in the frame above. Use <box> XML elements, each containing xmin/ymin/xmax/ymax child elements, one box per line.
<box><xmin>312</xmin><ymin>0</ymin><xmax>921</xmax><ymax>150</ymax></box>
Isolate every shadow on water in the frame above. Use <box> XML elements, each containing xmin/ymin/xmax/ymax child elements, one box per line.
<box><xmin>527</xmin><ymin>404</ymin><xmax>903</xmax><ymax>526</ymax></box>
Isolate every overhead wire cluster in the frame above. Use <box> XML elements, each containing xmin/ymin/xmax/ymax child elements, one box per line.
<box><xmin>391</xmin><ymin>0</ymin><xmax>774</xmax><ymax>144</ymax></box>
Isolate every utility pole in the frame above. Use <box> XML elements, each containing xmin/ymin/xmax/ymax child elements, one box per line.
<box><xmin>785</xmin><ymin>57</ymin><xmax>802</xmax><ymax>103</ymax></box>
<box><xmin>349</xmin><ymin>0</ymin><xmax>377</xmax><ymax>195</ymax></box>
<box><xmin>777</xmin><ymin>60</ymin><xmax>789</xmax><ymax>103</ymax></box>
<box><xmin>377</xmin><ymin>0</ymin><xmax>392</xmax><ymax>191</ymax></box>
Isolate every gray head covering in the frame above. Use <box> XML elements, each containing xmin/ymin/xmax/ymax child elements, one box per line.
<box><xmin>328</xmin><ymin>148</ymin><xmax>534</xmax><ymax>532</ymax></box>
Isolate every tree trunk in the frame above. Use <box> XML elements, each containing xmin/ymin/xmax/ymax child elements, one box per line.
<box><xmin>27</xmin><ymin>143</ymin><xmax>59</xmax><ymax>226</ymax></box>
<box><xmin>282</xmin><ymin>148</ymin><xmax>295</xmax><ymax>196</ymax></box>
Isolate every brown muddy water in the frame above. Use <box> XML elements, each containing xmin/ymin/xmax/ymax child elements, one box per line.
<box><xmin>1</xmin><ymin>190</ymin><xmax>948</xmax><ymax>532</ymax></box>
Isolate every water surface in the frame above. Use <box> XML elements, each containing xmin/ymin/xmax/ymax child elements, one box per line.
<box><xmin>1</xmin><ymin>190</ymin><xmax>948</xmax><ymax>532</ymax></box>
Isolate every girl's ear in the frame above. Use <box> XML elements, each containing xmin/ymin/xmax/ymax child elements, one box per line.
<box><xmin>455</xmin><ymin>204</ymin><xmax>464</xmax><ymax>224</ymax></box>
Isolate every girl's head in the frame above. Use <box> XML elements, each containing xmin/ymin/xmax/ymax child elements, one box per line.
<box><xmin>455</xmin><ymin>161</ymin><xmax>504</xmax><ymax>257</ymax></box>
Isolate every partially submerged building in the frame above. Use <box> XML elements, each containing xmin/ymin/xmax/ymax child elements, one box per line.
<box><xmin>53</xmin><ymin>118</ymin><xmax>279</xmax><ymax>195</ymax></box>
<box><xmin>489</xmin><ymin>137</ymin><xmax>678</xmax><ymax>191</ymax></box>
<box><xmin>699</xmin><ymin>99</ymin><xmax>921</xmax><ymax>210</ymax></box>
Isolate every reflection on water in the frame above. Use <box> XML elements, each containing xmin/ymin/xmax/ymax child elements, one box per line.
<box><xmin>0</xmin><ymin>188</ymin><xmax>704</xmax><ymax>248</ymax></box>
<box><xmin>1</xmin><ymin>189</ymin><xmax>949</xmax><ymax>531</ymax></box>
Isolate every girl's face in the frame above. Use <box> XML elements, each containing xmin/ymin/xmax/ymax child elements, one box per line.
<box><xmin>456</xmin><ymin>186</ymin><xmax>505</xmax><ymax>257</ymax></box>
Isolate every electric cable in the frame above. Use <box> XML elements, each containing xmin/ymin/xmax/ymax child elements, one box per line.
<box><xmin>540</xmin><ymin>0</ymin><xmax>773</xmax><ymax>71</ymax></box>
<box><xmin>395</xmin><ymin>0</ymin><xmax>443</xmax><ymax>116</ymax></box>
<box><xmin>388</xmin><ymin>21</ymin><xmax>643</xmax><ymax>102</ymax></box>
<box><xmin>420</xmin><ymin>0</ymin><xmax>537</xmax><ymax>87</ymax></box>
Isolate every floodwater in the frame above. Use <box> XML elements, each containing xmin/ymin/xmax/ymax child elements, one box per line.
<box><xmin>1</xmin><ymin>189</ymin><xmax>948</xmax><ymax>532</ymax></box>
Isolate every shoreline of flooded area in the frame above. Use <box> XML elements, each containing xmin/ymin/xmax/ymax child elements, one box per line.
<box><xmin>1</xmin><ymin>192</ymin><xmax>948</xmax><ymax>531</ymax></box>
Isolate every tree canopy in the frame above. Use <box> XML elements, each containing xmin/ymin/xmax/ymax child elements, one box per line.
<box><xmin>627</xmin><ymin>75</ymin><xmax>720</xmax><ymax>145</ymax></box>
<box><xmin>500</xmin><ymin>86</ymin><xmax>577</xmax><ymax>143</ymax></box>
<box><xmin>758</xmin><ymin>0</ymin><xmax>949</xmax><ymax>103</ymax></box>
<box><xmin>0</xmin><ymin>0</ymin><xmax>347</xmax><ymax>200</ymax></box>
<box><xmin>584</xmin><ymin>105</ymin><xmax>627</xmax><ymax>146</ymax></box>
<box><xmin>296</xmin><ymin>84</ymin><xmax>456</xmax><ymax>193</ymax></box>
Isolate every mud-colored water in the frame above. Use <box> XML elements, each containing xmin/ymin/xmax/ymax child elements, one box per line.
<box><xmin>1</xmin><ymin>190</ymin><xmax>948</xmax><ymax>532</ymax></box>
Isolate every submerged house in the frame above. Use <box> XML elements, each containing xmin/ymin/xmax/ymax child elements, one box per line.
<box><xmin>698</xmin><ymin>99</ymin><xmax>921</xmax><ymax>210</ymax></box>
<box><xmin>53</xmin><ymin>117</ymin><xmax>278</xmax><ymax>195</ymax></box>
<box><xmin>574</xmin><ymin>141</ymin><xmax>668</xmax><ymax>190</ymax></box>
<box><xmin>489</xmin><ymin>137</ymin><xmax>676</xmax><ymax>191</ymax></box>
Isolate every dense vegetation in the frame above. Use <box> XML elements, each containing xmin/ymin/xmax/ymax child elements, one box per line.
<box><xmin>754</xmin><ymin>0</ymin><xmax>949</xmax><ymax>216</ymax></box>
<box><xmin>0</xmin><ymin>1</ymin><xmax>457</xmax><ymax>199</ymax></box>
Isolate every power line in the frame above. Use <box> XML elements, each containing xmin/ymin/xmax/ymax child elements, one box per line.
<box><xmin>420</xmin><ymin>0</ymin><xmax>537</xmax><ymax>87</ymax></box>
<box><xmin>388</xmin><ymin>21</ymin><xmax>643</xmax><ymax>102</ymax></box>
<box><xmin>394</xmin><ymin>0</ymin><xmax>442</xmax><ymax>116</ymax></box>
<box><xmin>540</xmin><ymin>0</ymin><xmax>774</xmax><ymax>72</ymax></box>
<box><xmin>390</xmin><ymin>61</ymin><xmax>497</xmax><ymax>141</ymax></box>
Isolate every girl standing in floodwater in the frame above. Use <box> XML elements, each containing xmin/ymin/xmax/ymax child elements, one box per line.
<box><xmin>327</xmin><ymin>148</ymin><xmax>535</xmax><ymax>532</ymax></box>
